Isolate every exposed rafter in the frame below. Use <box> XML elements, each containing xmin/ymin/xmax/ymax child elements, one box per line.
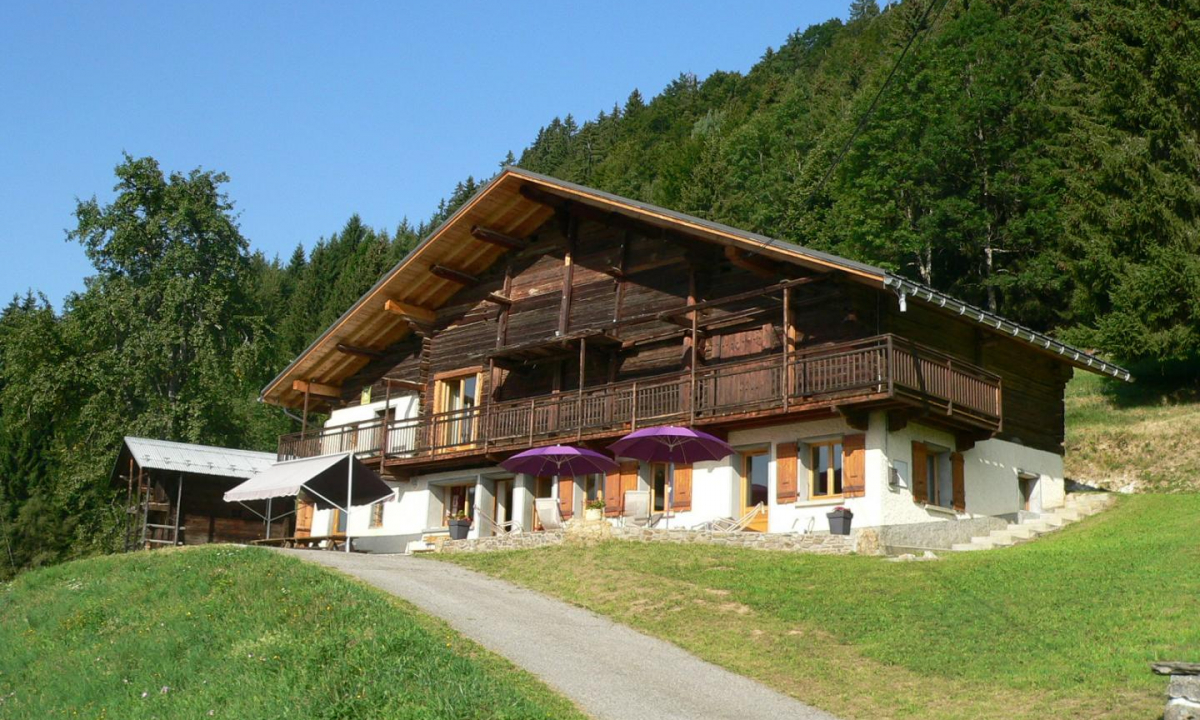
<box><xmin>484</xmin><ymin>292</ymin><xmax>513</xmax><ymax>307</ymax></box>
<box><xmin>430</xmin><ymin>264</ymin><xmax>478</xmax><ymax>285</ymax></box>
<box><xmin>292</xmin><ymin>380</ymin><xmax>341</xmax><ymax>399</ymax></box>
<box><xmin>383</xmin><ymin>300</ymin><xmax>437</xmax><ymax>325</ymax></box>
<box><xmin>470</xmin><ymin>225</ymin><xmax>528</xmax><ymax>250</ymax></box>
<box><xmin>335</xmin><ymin>343</ymin><xmax>385</xmax><ymax>360</ymax></box>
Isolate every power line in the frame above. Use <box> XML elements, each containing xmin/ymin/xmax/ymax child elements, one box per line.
<box><xmin>807</xmin><ymin>0</ymin><xmax>950</xmax><ymax>205</ymax></box>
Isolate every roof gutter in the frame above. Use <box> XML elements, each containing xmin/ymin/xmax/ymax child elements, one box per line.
<box><xmin>883</xmin><ymin>275</ymin><xmax>1133</xmax><ymax>382</ymax></box>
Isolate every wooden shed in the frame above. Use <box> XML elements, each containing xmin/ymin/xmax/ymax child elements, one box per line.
<box><xmin>111</xmin><ymin>437</ymin><xmax>283</xmax><ymax>549</ymax></box>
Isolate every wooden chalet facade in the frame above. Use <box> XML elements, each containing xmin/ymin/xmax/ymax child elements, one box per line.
<box><xmin>261</xmin><ymin>168</ymin><xmax>1129</xmax><ymax>543</ymax></box>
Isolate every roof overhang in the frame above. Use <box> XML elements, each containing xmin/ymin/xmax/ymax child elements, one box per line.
<box><xmin>261</xmin><ymin>168</ymin><xmax>1130</xmax><ymax>408</ymax></box>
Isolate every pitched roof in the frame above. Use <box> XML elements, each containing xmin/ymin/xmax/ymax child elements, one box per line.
<box><xmin>261</xmin><ymin>167</ymin><xmax>1130</xmax><ymax>408</ymax></box>
<box><xmin>115</xmin><ymin>437</ymin><xmax>277</xmax><ymax>481</ymax></box>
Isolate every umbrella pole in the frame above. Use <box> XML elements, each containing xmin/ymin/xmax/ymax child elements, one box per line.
<box><xmin>666</xmin><ymin>462</ymin><xmax>673</xmax><ymax>531</ymax></box>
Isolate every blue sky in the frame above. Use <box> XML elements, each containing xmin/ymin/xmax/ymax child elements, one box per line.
<box><xmin>1</xmin><ymin>1</ymin><xmax>848</xmax><ymax>309</ymax></box>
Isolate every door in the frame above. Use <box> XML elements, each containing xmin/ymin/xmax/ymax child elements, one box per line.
<box><xmin>532</xmin><ymin>476</ymin><xmax>554</xmax><ymax>530</ymax></box>
<box><xmin>651</xmin><ymin>463</ymin><xmax>670</xmax><ymax>514</ymax></box>
<box><xmin>1019</xmin><ymin>475</ymin><xmax>1038</xmax><ymax>512</ymax></box>
<box><xmin>436</xmin><ymin>371</ymin><xmax>480</xmax><ymax>448</ymax></box>
<box><xmin>295</xmin><ymin>499</ymin><xmax>314</xmax><ymax>538</ymax></box>
<box><xmin>740</xmin><ymin>449</ymin><xmax>770</xmax><ymax>532</ymax></box>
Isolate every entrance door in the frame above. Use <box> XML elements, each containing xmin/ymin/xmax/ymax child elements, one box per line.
<box><xmin>740</xmin><ymin>449</ymin><xmax>770</xmax><ymax>532</ymax></box>
<box><xmin>1019</xmin><ymin>474</ymin><xmax>1038</xmax><ymax>512</ymax></box>
<box><xmin>295</xmin><ymin>499</ymin><xmax>314</xmax><ymax>538</ymax></box>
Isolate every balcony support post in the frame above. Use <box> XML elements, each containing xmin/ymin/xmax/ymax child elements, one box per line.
<box><xmin>577</xmin><ymin>337</ymin><xmax>586</xmax><ymax>441</ymax></box>
<box><xmin>631</xmin><ymin>381</ymin><xmax>639</xmax><ymax>431</ymax></box>
<box><xmin>301</xmin><ymin>383</ymin><xmax>311</xmax><ymax>437</ymax></box>
<box><xmin>782</xmin><ymin>286</ymin><xmax>791</xmax><ymax>411</ymax></box>
<box><xmin>886</xmin><ymin>335</ymin><xmax>895</xmax><ymax>399</ymax></box>
<box><xmin>485</xmin><ymin>359</ymin><xmax>495</xmax><ymax>450</ymax></box>
<box><xmin>381</xmin><ymin>378</ymin><xmax>392</xmax><ymax>460</ymax></box>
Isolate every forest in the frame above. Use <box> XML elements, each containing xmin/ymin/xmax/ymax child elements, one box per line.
<box><xmin>1</xmin><ymin>0</ymin><xmax>1196</xmax><ymax>577</ymax></box>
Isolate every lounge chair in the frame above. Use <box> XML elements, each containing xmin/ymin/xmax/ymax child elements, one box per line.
<box><xmin>699</xmin><ymin>503</ymin><xmax>764</xmax><ymax>533</ymax></box>
<box><xmin>476</xmin><ymin>508</ymin><xmax>523</xmax><ymax>536</ymax></box>
<box><xmin>620</xmin><ymin>490</ymin><xmax>662</xmax><ymax>528</ymax></box>
<box><xmin>533</xmin><ymin>498</ymin><xmax>566</xmax><ymax>531</ymax></box>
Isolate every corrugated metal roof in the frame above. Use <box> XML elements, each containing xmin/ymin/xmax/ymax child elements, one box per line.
<box><xmin>122</xmin><ymin>437</ymin><xmax>277</xmax><ymax>479</ymax></box>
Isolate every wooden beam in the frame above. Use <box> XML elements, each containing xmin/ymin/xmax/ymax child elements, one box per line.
<box><xmin>292</xmin><ymin>380</ymin><xmax>341</xmax><ymax>399</ymax></box>
<box><xmin>655</xmin><ymin>276</ymin><xmax>824</xmax><ymax>321</ymax></box>
<box><xmin>335</xmin><ymin>343</ymin><xmax>385</xmax><ymax>360</ymax></box>
<box><xmin>558</xmin><ymin>215</ymin><xmax>576</xmax><ymax>335</ymax></box>
<box><xmin>833</xmin><ymin>405</ymin><xmax>870</xmax><ymax>432</ymax></box>
<box><xmin>430</xmin><ymin>264</ymin><xmax>478</xmax><ymax>285</ymax></box>
<box><xmin>470</xmin><ymin>225</ymin><xmax>528</xmax><ymax>250</ymax></box>
<box><xmin>484</xmin><ymin>292</ymin><xmax>513</xmax><ymax>307</ymax></box>
<box><xmin>387</xmin><ymin>379</ymin><xmax>424</xmax><ymax>393</ymax></box>
<box><xmin>384</xmin><ymin>299</ymin><xmax>437</xmax><ymax>324</ymax></box>
<box><xmin>726</xmin><ymin>246</ymin><xmax>785</xmax><ymax>278</ymax></box>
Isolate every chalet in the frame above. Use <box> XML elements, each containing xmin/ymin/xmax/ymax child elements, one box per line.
<box><xmin>112</xmin><ymin>437</ymin><xmax>280</xmax><ymax>549</ymax></box>
<box><xmin>259</xmin><ymin>168</ymin><xmax>1130</xmax><ymax>548</ymax></box>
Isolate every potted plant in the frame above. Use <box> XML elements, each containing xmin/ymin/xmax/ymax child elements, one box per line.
<box><xmin>447</xmin><ymin>511</ymin><xmax>471</xmax><ymax>540</ymax></box>
<box><xmin>584</xmin><ymin>498</ymin><xmax>605</xmax><ymax>522</ymax></box>
<box><xmin>826</xmin><ymin>506</ymin><xmax>853</xmax><ymax>535</ymax></box>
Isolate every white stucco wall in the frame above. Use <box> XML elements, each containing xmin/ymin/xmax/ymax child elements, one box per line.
<box><xmin>324</xmin><ymin>393</ymin><xmax>420</xmax><ymax>428</ymax></box>
<box><xmin>881</xmin><ymin>420</ymin><xmax>1065</xmax><ymax>525</ymax></box>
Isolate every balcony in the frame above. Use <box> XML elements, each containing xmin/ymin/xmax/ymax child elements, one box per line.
<box><xmin>276</xmin><ymin>334</ymin><xmax>1002</xmax><ymax>466</ymax></box>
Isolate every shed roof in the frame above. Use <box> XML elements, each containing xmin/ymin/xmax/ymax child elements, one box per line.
<box><xmin>115</xmin><ymin>437</ymin><xmax>277</xmax><ymax>482</ymax></box>
<box><xmin>261</xmin><ymin>167</ymin><xmax>1130</xmax><ymax>408</ymax></box>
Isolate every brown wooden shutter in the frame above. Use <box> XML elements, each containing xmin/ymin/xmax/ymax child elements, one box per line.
<box><xmin>842</xmin><ymin>434</ymin><xmax>866</xmax><ymax>498</ymax></box>
<box><xmin>672</xmin><ymin>464</ymin><xmax>692</xmax><ymax>511</ymax></box>
<box><xmin>951</xmin><ymin>452</ymin><xmax>966</xmax><ymax>512</ymax></box>
<box><xmin>558</xmin><ymin>477</ymin><xmax>574</xmax><ymax>519</ymax></box>
<box><xmin>776</xmin><ymin>442</ymin><xmax>798</xmax><ymax>503</ymax></box>
<box><xmin>604</xmin><ymin>467</ymin><xmax>622</xmax><ymax>517</ymax></box>
<box><xmin>619</xmin><ymin>461</ymin><xmax>640</xmax><ymax>512</ymax></box>
<box><xmin>911</xmin><ymin>441</ymin><xmax>928</xmax><ymax>504</ymax></box>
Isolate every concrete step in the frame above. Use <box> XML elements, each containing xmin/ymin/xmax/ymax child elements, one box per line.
<box><xmin>1004</xmin><ymin>524</ymin><xmax>1038</xmax><ymax>540</ymax></box>
<box><xmin>1037</xmin><ymin>514</ymin><xmax>1066</xmax><ymax>528</ymax></box>
<box><xmin>1020</xmin><ymin>520</ymin><xmax>1055</xmax><ymax>534</ymax></box>
<box><xmin>986</xmin><ymin>531</ymin><xmax>1018</xmax><ymax>547</ymax></box>
<box><xmin>951</xmin><ymin>542</ymin><xmax>984</xmax><ymax>552</ymax></box>
<box><xmin>1054</xmin><ymin>508</ymin><xmax>1083</xmax><ymax>523</ymax></box>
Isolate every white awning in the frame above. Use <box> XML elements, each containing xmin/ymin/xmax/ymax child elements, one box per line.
<box><xmin>222</xmin><ymin>453</ymin><xmax>392</xmax><ymax>510</ymax></box>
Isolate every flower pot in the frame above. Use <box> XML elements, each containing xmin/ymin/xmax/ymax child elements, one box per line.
<box><xmin>448</xmin><ymin>518</ymin><xmax>471</xmax><ymax>540</ymax></box>
<box><xmin>584</xmin><ymin>508</ymin><xmax>603</xmax><ymax>522</ymax></box>
<box><xmin>826</xmin><ymin>508</ymin><xmax>853</xmax><ymax>535</ymax></box>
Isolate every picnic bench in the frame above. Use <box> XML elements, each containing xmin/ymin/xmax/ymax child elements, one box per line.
<box><xmin>251</xmin><ymin>533</ymin><xmax>349</xmax><ymax>551</ymax></box>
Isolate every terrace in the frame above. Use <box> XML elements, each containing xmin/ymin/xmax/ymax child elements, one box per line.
<box><xmin>277</xmin><ymin>333</ymin><xmax>1002</xmax><ymax>469</ymax></box>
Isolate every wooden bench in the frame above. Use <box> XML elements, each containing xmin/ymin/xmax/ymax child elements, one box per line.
<box><xmin>251</xmin><ymin>534</ymin><xmax>348</xmax><ymax>551</ymax></box>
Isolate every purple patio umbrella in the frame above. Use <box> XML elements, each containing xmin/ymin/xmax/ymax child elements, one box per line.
<box><xmin>500</xmin><ymin>445</ymin><xmax>618</xmax><ymax>477</ymax></box>
<box><xmin>608</xmin><ymin>426</ymin><xmax>734</xmax><ymax>528</ymax></box>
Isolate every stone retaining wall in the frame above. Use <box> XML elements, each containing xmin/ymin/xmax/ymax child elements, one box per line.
<box><xmin>440</xmin><ymin>520</ymin><xmax>881</xmax><ymax>556</ymax></box>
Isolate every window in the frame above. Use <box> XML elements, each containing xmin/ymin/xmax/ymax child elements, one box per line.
<box><xmin>582</xmin><ymin>474</ymin><xmax>603</xmax><ymax>504</ymax></box>
<box><xmin>443</xmin><ymin>484</ymin><xmax>476</xmax><ymax>526</ymax></box>
<box><xmin>810</xmin><ymin>441</ymin><xmax>843</xmax><ymax>499</ymax></box>
<box><xmin>334</xmin><ymin>508</ymin><xmax>347</xmax><ymax>534</ymax></box>
<box><xmin>927</xmin><ymin>448</ymin><xmax>953</xmax><ymax>508</ymax></box>
<box><xmin>369</xmin><ymin>501</ymin><xmax>385</xmax><ymax>529</ymax></box>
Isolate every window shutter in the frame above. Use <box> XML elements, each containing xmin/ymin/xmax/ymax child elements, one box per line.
<box><xmin>619</xmin><ymin>461</ymin><xmax>640</xmax><ymax>512</ymax></box>
<box><xmin>671</xmin><ymin>464</ymin><xmax>692</xmax><ymax>511</ymax></box>
<box><xmin>951</xmin><ymin>452</ymin><xmax>966</xmax><ymax>512</ymax></box>
<box><xmin>604</xmin><ymin>467</ymin><xmax>622</xmax><ymax>517</ymax></box>
<box><xmin>842</xmin><ymin>434</ymin><xmax>866</xmax><ymax>498</ymax></box>
<box><xmin>776</xmin><ymin>442</ymin><xmax>798</xmax><ymax>503</ymax></box>
<box><xmin>558</xmin><ymin>477</ymin><xmax>574</xmax><ymax>519</ymax></box>
<box><xmin>911</xmin><ymin>441</ymin><xmax>928</xmax><ymax>504</ymax></box>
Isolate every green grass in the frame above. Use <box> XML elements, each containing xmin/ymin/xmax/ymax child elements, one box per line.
<box><xmin>0</xmin><ymin>545</ymin><xmax>585</xmax><ymax>720</ymax></box>
<box><xmin>444</xmin><ymin>495</ymin><xmax>1200</xmax><ymax>720</ymax></box>
<box><xmin>1066</xmin><ymin>372</ymin><xmax>1200</xmax><ymax>492</ymax></box>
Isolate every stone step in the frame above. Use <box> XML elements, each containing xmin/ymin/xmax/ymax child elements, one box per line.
<box><xmin>1020</xmin><ymin>520</ymin><xmax>1055</xmax><ymax>534</ymax></box>
<box><xmin>1054</xmin><ymin>508</ymin><xmax>1083</xmax><ymax>523</ymax></box>
<box><xmin>950</xmin><ymin>542</ymin><xmax>984</xmax><ymax>552</ymax></box>
<box><xmin>986</xmin><ymin>531</ymin><xmax>1018</xmax><ymax>547</ymax></box>
<box><xmin>1004</xmin><ymin>524</ymin><xmax>1038</xmax><ymax>540</ymax></box>
<box><xmin>1037</xmin><ymin>514</ymin><xmax>1066</xmax><ymax>528</ymax></box>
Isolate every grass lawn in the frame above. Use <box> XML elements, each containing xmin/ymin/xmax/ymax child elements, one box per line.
<box><xmin>0</xmin><ymin>545</ymin><xmax>585</xmax><ymax>720</ymax></box>
<box><xmin>1066</xmin><ymin>372</ymin><xmax>1200</xmax><ymax>492</ymax></box>
<box><xmin>444</xmin><ymin>494</ymin><xmax>1199</xmax><ymax>720</ymax></box>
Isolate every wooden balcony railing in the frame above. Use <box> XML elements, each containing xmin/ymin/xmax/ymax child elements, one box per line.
<box><xmin>276</xmin><ymin>334</ymin><xmax>1002</xmax><ymax>462</ymax></box>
